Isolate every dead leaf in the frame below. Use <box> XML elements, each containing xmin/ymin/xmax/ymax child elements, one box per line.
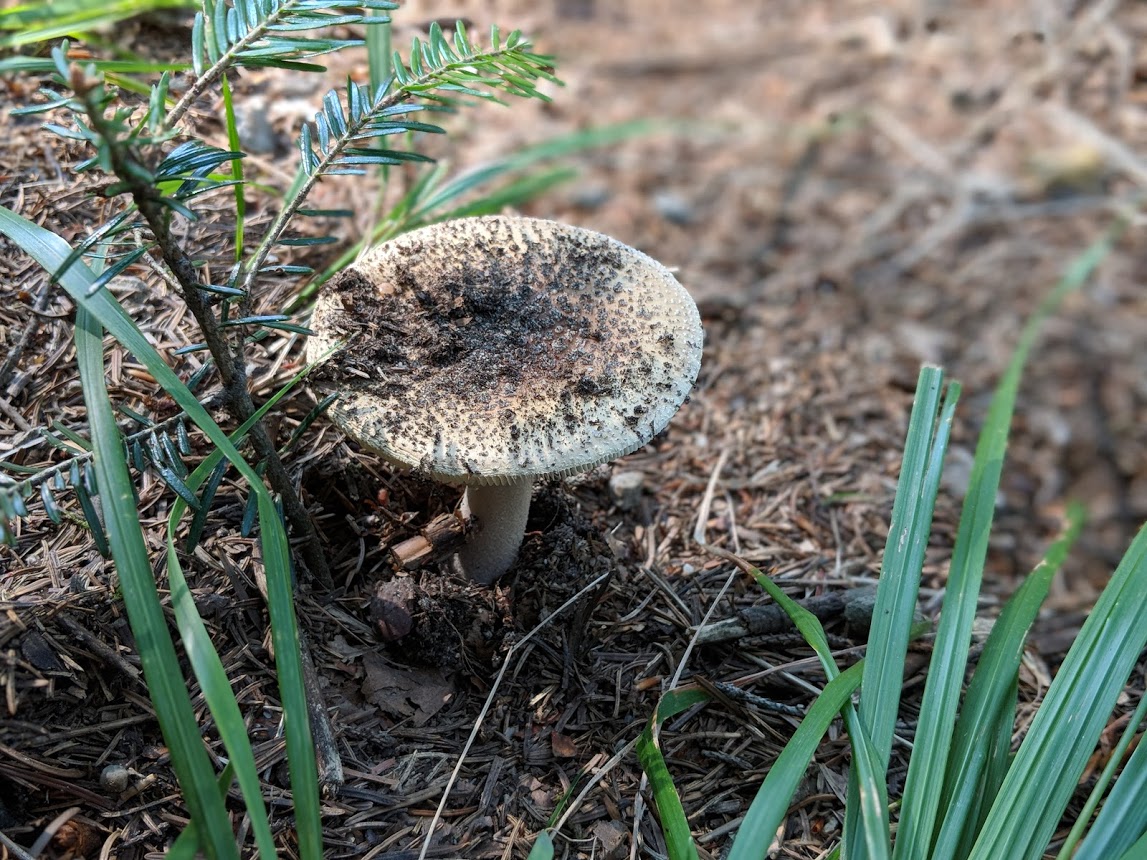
<box><xmin>361</xmin><ymin>652</ymin><xmax>452</xmax><ymax>726</ymax></box>
<box><xmin>551</xmin><ymin>731</ymin><xmax>577</xmax><ymax>758</ymax></box>
<box><xmin>591</xmin><ymin>820</ymin><xmax>627</xmax><ymax>858</ymax></box>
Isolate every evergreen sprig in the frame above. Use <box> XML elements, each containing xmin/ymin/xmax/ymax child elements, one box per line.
<box><xmin>298</xmin><ymin>82</ymin><xmax>441</xmax><ymax>177</ymax></box>
<box><xmin>0</xmin><ymin>410</ymin><xmax>206</xmax><ymax>547</ymax></box>
<box><xmin>393</xmin><ymin>22</ymin><xmax>559</xmax><ymax>103</ymax></box>
<box><xmin>241</xmin><ymin>21</ymin><xmax>559</xmax><ymax>291</ymax></box>
<box><xmin>168</xmin><ymin>0</ymin><xmax>398</xmax><ymax>128</ymax></box>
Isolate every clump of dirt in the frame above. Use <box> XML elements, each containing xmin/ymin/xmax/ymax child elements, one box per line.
<box><xmin>382</xmin><ymin>487</ymin><xmax>610</xmax><ymax>671</ymax></box>
<box><xmin>315</xmin><ymin>219</ymin><xmax>623</xmax><ymax>406</ymax></box>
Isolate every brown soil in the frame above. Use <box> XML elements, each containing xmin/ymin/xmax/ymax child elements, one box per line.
<box><xmin>2</xmin><ymin>1</ymin><xmax>1147</xmax><ymax>858</ymax></box>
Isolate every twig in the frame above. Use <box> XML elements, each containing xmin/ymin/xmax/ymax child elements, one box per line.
<box><xmin>0</xmin><ymin>279</ymin><xmax>53</xmax><ymax>393</ymax></box>
<box><xmin>0</xmin><ymin>396</ymin><xmax>32</xmax><ymax>433</ymax></box>
<box><xmin>670</xmin><ymin>566</ymin><xmax>738</xmax><ymax>689</ymax></box>
<box><xmin>249</xmin><ymin>581</ymin><xmax>343</xmax><ymax>795</ymax></box>
<box><xmin>550</xmin><ymin>736</ymin><xmax>640</xmax><ymax>834</ymax></box>
<box><xmin>691</xmin><ymin>588</ymin><xmax>878</xmax><ymax>645</ymax></box>
<box><xmin>618</xmin><ymin>478</ymin><xmax>744</xmax><ymax>859</ymax></box>
<box><xmin>692</xmin><ymin>446</ymin><xmax>729</xmax><ymax>546</ymax></box>
<box><xmin>76</xmin><ymin>75</ymin><xmax>332</xmax><ymax>587</ymax></box>
<box><xmin>298</xmin><ymin>632</ymin><xmax>344</xmax><ymax>795</ymax></box>
<box><xmin>55</xmin><ymin>612</ymin><xmax>143</xmax><ymax>683</ymax></box>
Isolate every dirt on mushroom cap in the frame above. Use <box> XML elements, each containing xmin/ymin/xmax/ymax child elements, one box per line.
<box><xmin>308</xmin><ymin>216</ymin><xmax>703</xmax><ymax>484</ymax></box>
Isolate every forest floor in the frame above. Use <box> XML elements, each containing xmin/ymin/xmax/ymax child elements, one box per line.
<box><xmin>2</xmin><ymin>0</ymin><xmax>1146</xmax><ymax>858</ymax></box>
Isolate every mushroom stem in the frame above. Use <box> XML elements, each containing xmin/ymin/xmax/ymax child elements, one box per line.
<box><xmin>454</xmin><ymin>482</ymin><xmax>534</xmax><ymax>584</ymax></box>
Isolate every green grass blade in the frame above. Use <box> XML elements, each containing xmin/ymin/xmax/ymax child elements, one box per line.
<box><xmin>748</xmin><ymin>565</ymin><xmax>891</xmax><ymax>860</ymax></box>
<box><xmin>894</xmin><ymin>225</ymin><xmax>1122</xmax><ymax>860</ymax></box>
<box><xmin>1117</xmin><ymin>835</ymin><xmax>1147</xmax><ymax>860</ymax></box>
<box><xmin>964</xmin><ymin>673</ymin><xmax>1019</xmax><ymax>858</ymax></box>
<box><xmin>412</xmin><ymin>120</ymin><xmax>652</xmax><ymax>217</ymax></box>
<box><xmin>636</xmin><ymin>687</ymin><xmax>710</xmax><ymax>860</ymax></box>
<box><xmin>168</xmin><ymin>544</ymin><xmax>276</xmax><ymax>857</ymax></box>
<box><xmin>930</xmin><ymin>504</ymin><xmax>1085</xmax><ymax>860</ymax></box>
<box><xmin>74</xmin><ymin>307</ymin><xmax>238</xmax><ymax>860</ymax></box>
<box><xmin>220</xmin><ymin>74</ymin><xmax>246</xmax><ymax>261</ymax></box>
<box><xmin>434</xmin><ymin>167</ymin><xmax>576</xmax><ymax>221</ymax></box>
<box><xmin>0</xmin><ymin>205</ymin><xmax>323</xmax><ymax>859</ymax></box>
<box><xmin>1118</xmin><ymin>832</ymin><xmax>1147</xmax><ymax>860</ymax></box>
<box><xmin>845</xmin><ymin>366</ymin><xmax>955</xmax><ymax>860</ymax></box>
<box><xmin>0</xmin><ymin>56</ymin><xmax>189</xmax><ymax>74</ymax></box>
<box><xmin>727</xmin><ymin>662</ymin><xmax>864</xmax><ymax>860</ymax></box>
<box><xmin>169</xmin><ymin>762</ymin><xmax>239</xmax><ymax>858</ymax></box>
<box><xmin>1065</xmin><ymin>686</ymin><xmax>1147</xmax><ymax>859</ymax></box>
<box><xmin>365</xmin><ymin>5</ymin><xmax>392</xmax><ymax>95</ymax></box>
<box><xmin>748</xmin><ymin>566</ymin><xmax>844</xmax><ymax>679</ymax></box>
<box><xmin>525</xmin><ymin>831</ymin><xmax>554</xmax><ymax>860</ymax></box>
<box><xmin>968</xmin><ymin>520</ymin><xmax>1147</xmax><ymax>859</ymax></box>
<box><xmin>167</xmin><ymin>357</ymin><xmax>323</xmax><ymax>859</ymax></box>
<box><xmin>857</xmin><ymin>365</ymin><xmax>948</xmax><ymax>760</ymax></box>
<box><xmin>0</xmin><ymin>0</ymin><xmax>195</xmax><ymax>48</ymax></box>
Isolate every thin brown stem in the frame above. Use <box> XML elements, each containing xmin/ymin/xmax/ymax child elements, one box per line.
<box><xmin>81</xmin><ymin>79</ymin><xmax>332</xmax><ymax>587</ymax></box>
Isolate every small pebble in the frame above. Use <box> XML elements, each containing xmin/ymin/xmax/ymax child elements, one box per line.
<box><xmin>234</xmin><ymin>96</ymin><xmax>276</xmax><ymax>154</ymax></box>
<box><xmin>100</xmin><ymin>764</ymin><xmax>131</xmax><ymax>794</ymax></box>
<box><xmin>653</xmin><ymin>190</ymin><xmax>694</xmax><ymax>225</ymax></box>
<box><xmin>609</xmin><ymin>470</ymin><xmax>645</xmax><ymax>510</ymax></box>
<box><xmin>568</xmin><ymin>183</ymin><xmax>612</xmax><ymax>210</ymax></box>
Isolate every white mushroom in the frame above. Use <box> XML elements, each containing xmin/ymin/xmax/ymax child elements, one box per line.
<box><xmin>307</xmin><ymin>215</ymin><xmax>703</xmax><ymax>584</ymax></box>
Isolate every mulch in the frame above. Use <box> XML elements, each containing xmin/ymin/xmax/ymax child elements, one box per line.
<box><xmin>2</xmin><ymin>1</ymin><xmax>1146</xmax><ymax>857</ymax></box>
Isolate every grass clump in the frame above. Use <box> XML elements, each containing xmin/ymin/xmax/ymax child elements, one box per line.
<box><xmin>629</xmin><ymin>223</ymin><xmax>1147</xmax><ymax>860</ymax></box>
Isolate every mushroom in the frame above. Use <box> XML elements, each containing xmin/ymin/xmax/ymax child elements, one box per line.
<box><xmin>307</xmin><ymin>215</ymin><xmax>703</xmax><ymax>584</ymax></box>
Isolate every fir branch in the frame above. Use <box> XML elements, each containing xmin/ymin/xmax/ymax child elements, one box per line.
<box><xmin>239</xmin><ymin>23</ymin><xmax>559</xmax><ymax>295</ymax></box>
<box><xmin>70</xmin><ymin>71</ymin><xmax>334</xmax><ymax>587</ymax></box>
<box><xmin>165</xmin><ymin>0</ymin><xmax>397</xmax><ymax>130</ymax></box>
<box><xmin>0</xmin><ymin>406</ymin><xmax>213</xmax><ymax>533</ymax></box>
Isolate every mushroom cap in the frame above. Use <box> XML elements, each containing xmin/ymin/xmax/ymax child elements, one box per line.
<box><xmin>306</xmin><ymin>215</ymin><xmax>703</xmax><ymax>486</ymax></box>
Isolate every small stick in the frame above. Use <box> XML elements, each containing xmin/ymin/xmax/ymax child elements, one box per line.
<box><xmin>0</xmin><ymin>280</ymin><xmax>53</xmax><ymax>393</ymax></box>
<box><xmin>250</xmin><ymin>573</ymin><xmax>343</xmax><ymax>795</ymax></box>
<box><xmin>693</xmin><ymin>589</ymin><xmax>878</xmax><ymax>646</ymax></box>
<box><xmin>298</xmin><ymin>634</ymin><xmax>344</xmax><ymax>796</ymax></box>
<box><xmin>390</xmin><ymin>512</ymin><xmax>469</xmax><ymax>570</ymax></box>
<box><xmin>54</xmin><ymin>613</ymin><xmax>142</xmax><ymax>683</ymax></box>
